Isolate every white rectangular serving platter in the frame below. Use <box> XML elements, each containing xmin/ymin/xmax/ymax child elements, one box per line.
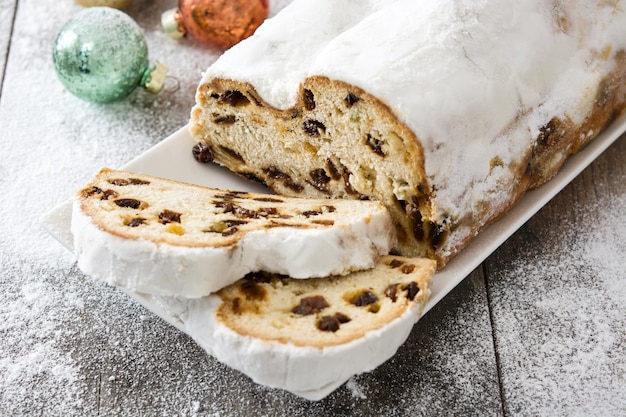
<box><xmin>42</xmin><ymin>114</ymin><xmax>626</xmax><ymax>330</ymax></box>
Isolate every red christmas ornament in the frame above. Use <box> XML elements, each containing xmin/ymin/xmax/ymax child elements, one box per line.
<box><xmin>162</xmin><ymin>0</ymin><xmax>269</xmax><ymax>49</ymax></box>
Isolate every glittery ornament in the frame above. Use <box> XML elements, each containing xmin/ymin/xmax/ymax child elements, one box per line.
<box><xmin>75</xmin><ymin>0</ymin><xmax>133</xmax><ymax>9</ymax></box>
<box><xmin>161</xmin><ymin>0</ymin><xmax>269</xmax><ymax>49</ymax></box>
<box><xmin>53</xmin><ymin>7</ymin><xmax>167</xmax><ymax>103</ymax></box>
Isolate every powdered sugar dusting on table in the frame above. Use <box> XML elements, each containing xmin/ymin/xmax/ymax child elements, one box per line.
<box><xmin>1</xmin><ymin>0</ymin><xmax>625</xmax><ymax>414</ymax></box>
<box><xmin>488</xmin><ymin>167</ymin><xmax>626</xmax><ymax>415</ymax></box>
<box><xmin>0</xmin><ymin>267</ymin><xmax>84</xmax><ymax>413</ymax></box>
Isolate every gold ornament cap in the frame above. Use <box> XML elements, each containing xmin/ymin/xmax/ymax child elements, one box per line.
<box><xmin>143</xmin><ymin>62</ymin><xmax>169</xmax><ymax>94</ymax></box>
<box><xmin>161</xmin><ymin>9</ymin><xmax>186</xmax><ymax>40</ymax></box>
<box><xmin>75</xmin><ymin>0</ymin><xmax>134</xmax><ymax>9</ymax></box>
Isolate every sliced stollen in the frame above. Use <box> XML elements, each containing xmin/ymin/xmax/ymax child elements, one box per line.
<box><xmin>154</xmin><ymin>254</ymin><xmax>436</xmax><ymax>400</ymax></box>
<box><xmin>71</xmin><ymin>168</ymin><xmax>396</xmax><ymax>297</ymax></box>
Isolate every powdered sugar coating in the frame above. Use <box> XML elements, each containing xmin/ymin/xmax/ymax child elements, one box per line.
<box><xmin>486</xmin><ymin>167</ymin><xmax>626</xmax><ymax>415</ymax></box>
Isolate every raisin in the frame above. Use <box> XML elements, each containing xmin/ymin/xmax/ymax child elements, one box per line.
<box><xmin>317</xmin><ymin>315</ymin><xmax>340</xmax><ymax>332</ymax></box>
<box><xmin>245</xmin><ymin>271</ymin><xmax>274</xmax><ymax>283</ymax></box>
<box><xmin>301</xmin><ymin>209</ymin><xmax>322</xmax><ymax>217</ymax></box>
<box><xmin>259</xmin><ymin>207</ymin><xmax>279</xmax><ymax>217</ymax></box>
<box><xmin>266</xmin><ymin>221</ymin><xmax>304</xmax><ymax>228</ymax></box>
<box><xmin>389</xmin><ymin>259</ymin><xmax>405</xmax><ymax>269</ymax></box>
<box><xmin>404</xmin><ymin>282</ymin><xmax>420</xmax><ymax>300</ymax></box>
<box><xmin>232</xmin><ymin>297</ymin><xmax>242</xmax><ymax>314</ymax></box>
<box><xmin>408</xmin><ymin>206</ymin><xmax>425</xmax><ymax>241</ymax></box>
<box><xmin>312</xmin><ymin>219</ymin><xmax>334</xmax><ymax>226</ymax></box>
<box><xmin>353</xmin><ymin>291</ymin><xmax>378</xmax><ymax>307</ymax></box>
<box><xmin>430</xmin><ymin>222</ymin><xmax>448</xmax><ymax>250</ymax></box>
<box><xmin>219</xmin><ymin>146</ymin><xmax>245</xmax><ymax>162</ymax></box>
<box><xmin>219</xmin><ymin>90</ymin><xmax>249</xmax><ymax>107</ymax></box>
<box><xmin>303</xmin><ymin>89</ymin><xmax>316</xmax><ymax>110</ymax></box>
<box><xmin>221</xmin><ymin>227</ymin><xmax>239</xmax><ymax>236</ymax></box>
<box><xmin>253</xmin><ymin>197</ymin><xmax>283</xmax><ymax>203</ymax></box>
<box><xmin>108</xmin><ymin>178</ymin><xmax>149</xmax><ymax>186</ymax></box>
<box><xmin>102</xmin><ymin>189</ymin><xmax>118</xmax><ymax>200</ymax></box>
<box><xmin>292</xmin><ymin>295</ymin><xmax>329</xmax><ymax>315</ymax></box>
<box><xmin>241</xmin><ymin>172</ymin><xmax>267</xmax><ymax>186</ymax></box>
<box><xmin>366</xmin><ymin>133</ymin><xmax>386</xmax><ymax>157</ymax></box>
<box><xmin>345</xmin><ymin>93</ymin><xmax>360</xmax><ymax>107</ymax></box>
<box><xmin>342</xmin><ymin>171</ymin><xmax>359</xmax><ymax>195</ymax></box>
<box><xmin>240</xmin><ymin>280</ymin><xmax>267</xmax><ymax>301</ymax></box>
<box><xmin>159</xmin><ymin>209</ymin><xmax>182</xmax><ymax>224</ymax></box>
<box><xmin>396</xmin><ymin>198</ymin><xmax>407</xmax><ymax>211</ymax></box>
<box><xmin>192</xmin><ymin>142</ymin><xmax>214</xmax><ymax>163</ymax></box>
<box><xmin>284</xmin><ymin>180</ymin><xmax>304</xmax><ymax>193</ymax></box>
<box><xmin>220</xmin><ymin>190</ymin><xmax>247</xmax><ymax>199</ymax></box>
<box><xmin>264</xmin><ymin>166</ymin><xmax>291</xmax><ymax>180</ymax></box>
<box><xmin>127</xmin><ymin>217</ymin><xmax>146</xmax><ymax>227</ymax></box>
<box><xmin>308</xmin><ymin>168</ymin><xmax>330</xmax><ymax>193</ymax></box>
<box><xmin>385</xmin><ymin>284</ymin><xmax>398</xmax><ymax>302</ymax></box>
<box><xmin>325</xmin><ymin>159</ymin><xmax>342</xmax><ymax>180</ymax></box>
<box><xmin>214</xmin><ymin>201</ymin><xmax>236</xmax><ymax>213</ymax></box>
<box><xmin>401</xmin><ymin>264</ymin><xmax>416</xmax><ymax>274</ymax></box>
<box><xmin>224</xmin><ymin>219</ymin><xmax>248</xmax><ymax>227</ymax></box>
<box><xmin>214</xmin><ymin>115</ymin><xmax>236</xmax><ymax>125</ymax></box>
<box><xmin>108</xmin><ymin>178</ymin><xmax>130</xmax><ymax>186</ymax></box>
<box><xmin>114</xmin><ymin>198</ymin><xmax>142</xmax><ymax>209</ymax></box>
<box><xmin>302</xmin><ymin>120</ymin><xmax>326</xmax><ymax>137</ymax></box>
<box><xmin>233</xmin><ymin>207</ymin><xmax>258</xmax><ymax>219</ymax></box>
<box><xmin>82</xmin><ymin>186</ymin><xmax>103</xmax><ymax>198</ymax></box>
<box><xmin>334</xmin><ymin>312</ymin><xmax>351</xmax><ymax>324</ymax></box>
<box><xmin>246</xmin><ymin>90</ymin><xmax>263</xmax><ymax>106</ymax></box>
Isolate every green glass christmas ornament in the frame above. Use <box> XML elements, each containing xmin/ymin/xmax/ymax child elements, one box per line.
<box><xmin>53</xmin><ymin>7</ymin><xmax>167</xmax><ymax>103</ymax></box>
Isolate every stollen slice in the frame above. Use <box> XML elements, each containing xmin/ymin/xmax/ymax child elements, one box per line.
<box><xmin>155</xmin><ymin>254</ymin><xmax>436</xmax><ymax>400</ymax></box>
<box><xmin>71</xmin><ymin>168</ymin><xmax>396</xmax><ymax>297</ymax></box>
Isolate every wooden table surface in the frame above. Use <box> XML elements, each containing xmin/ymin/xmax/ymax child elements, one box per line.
<box><xmin>1</xmin><ymin>1</ymin><xmax>624</xmax><ymax>415</ymax></box>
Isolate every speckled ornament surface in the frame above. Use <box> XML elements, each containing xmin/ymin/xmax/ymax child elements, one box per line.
<box><xmin>75</xmin><ymin>0</ymin><xmax>133</xmax><ymax>8</ymax></box>
<box><xmin>162</xmin><ymin>0</ymin><xmax>268</xmax><ymax>49</ymax></box>
<box><xmin>53</xmin><ymin>7</ymin><xmax>166</xmax><ymax>103</ymax></box>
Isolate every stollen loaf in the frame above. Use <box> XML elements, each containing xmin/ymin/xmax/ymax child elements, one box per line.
<box><xmin>189</xmin><ymin>0</ymin><xmax>626</xmax><ymax>266</ymax></box>
<box><xmin>154</xmin><ymin>255</ymin><xmax>436</xmax><ymax>400</ymax></box>
<box><xmin>71</xmin><ymin>168</ymin><xmax>395</xmax><ymax>297</ymax></box>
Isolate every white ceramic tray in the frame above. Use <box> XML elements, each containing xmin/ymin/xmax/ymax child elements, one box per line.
<box><xmin>42</xmin><ymin>115</ymin><xmax>626</xmax><ymax>328</ymax></box>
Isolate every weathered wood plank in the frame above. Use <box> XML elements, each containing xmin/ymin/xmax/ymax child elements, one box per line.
<box><xmin>0</xmin><ymin>0</ymin><xmax>17</xmax><ymax>90</ymax></box>
<box><xmin>485</xmin><ymin>134</ymin><xmax>626</xmax><ymax>415</ymax></box>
